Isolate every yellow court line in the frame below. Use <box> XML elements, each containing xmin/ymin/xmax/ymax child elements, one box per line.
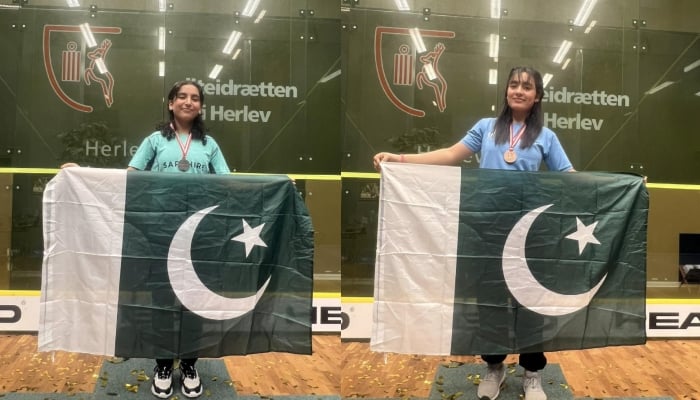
<box><xmin>0</xmin><ymin>168</ymin><xmax>345</xmax><ymax>181</ymax></box>
<box><xmin>312</xmin><ymin>292</ymin><xmax>341</xmax><ymax>299</ymax></box>
<box><xmin>0</xmin><ymin>290</ymin><xmax>39</xmax><ymax>296</ymax></box>
<box><xmin>646</xmin><ymin>298</ymin><xmax>700</xmax><ymax>305</ymax></box>
<box><xmin>341</xmin><ymin>297</ymin><xmax>375</xmax><ymax>303</ymax></box>
<box><xmin>2</xmin><ymin>291</ymin><xmax>697</xmax><ymax>305</ymax></box>
<box><xmin>287</xmin><ymin>174</ymin><xmax>341</xmax><ymax>181</ymax></box>
<box><xmin>1</xmin><ymin>168</ymin><xmax>698</xmax><ymax>189</ymax></box>
<box><xmin>341</xmin><ymin>296</ymin><xmax>700</xmax><ymax>305</ymax></box>
<box><xmin>341</xmin><ymin>172</ymin><xmax>381</xmax><ymax>179</ymax></box>
<box><xmin>646</xmin><ymin>183</ymin><xmax>700</xmax><ymax>191</ymax></box>
<box><xmin>0</xmin><ymin>168</ymin><xmax>58</xmax><ymax>174</ymax></box>
<box><xmin>233</xmin><ymin>172</ymin><xmax>341</xmax><ymax>181</ymax></box>
<box><xmin>0</xmin><ymin>290</ymin><xmax>339</xmax><ymax>298</ymax></box>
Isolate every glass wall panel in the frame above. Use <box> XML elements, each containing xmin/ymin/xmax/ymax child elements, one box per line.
<box><xmin>636</xmin><ymin>27</ymin><xmax>700</xmax><ymax>183</ymax></box>
<box><xmin>305</xmin><ymin>179</ymin><xmax>342</xmax><ymax>293</ymax></box>
<box><xmin>342</xmin><ymin>7</ymin><xmax>501</xmax><ymax>172</ymax></box>
<box><xmin>14</xmin><ymin>7</ymin><xmax>165</xmax><ymax>168</ymax></box>
<box><xmin>0</xmin><ymin>174</ymin><xmax>11</xmax><ymax>289</ymax></box>
<box><xmin>0</xmin><ymin>4</ymin><xmax>20</xmax><ymax>167</ymax></box>
<box><xmin>0</xmin><ymin>0</ymin><xmax>698</xmax><ymax>328</ymax></box>
<box><xmin>340</xmin><ymin>0</ymin><xmax>699</xmax><ymax>302</ymax></box>
<box><xmin>341</xmin><ymin>178</ymin><xmax>378</xmax><ymax>297</ymax></box>
<box><xmin>7</xmin><ymin>1</ymin><xmax>340</xmax><ymax>173</ymax></box>
<box><xmin>9</xmin><ymin>174</ymin><xmax>51</xmax><ymax>289</ymax></box>
<box><xmin>1</xmin><ymin>1</ymin><xmax>341</xmax><ymax>293</ymax></box>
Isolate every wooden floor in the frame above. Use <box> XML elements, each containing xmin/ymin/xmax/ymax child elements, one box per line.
<box><xmin>342</xmin><ymin>339</ymin><xmax>700</xmax><ymax>399</ymax></box>
<box><xmin>2</xmin><ymin>334</ymin><xmax>699</xmax><ymax>398</ymax></box>
<box><xmin>0</xmin><ymin>334</ymin><xmax>341</xmax><ymax>396</ymax></box>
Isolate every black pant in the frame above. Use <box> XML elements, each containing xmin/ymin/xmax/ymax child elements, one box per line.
<box><xmin>156</xmin><ymin>358</ymin><xmax>198</xmax><ymax>369</ymax></box>
<box><xmin>481</xmin><ymin>352</ymin><xmax>546</xmax><ymax>372</ymax></box>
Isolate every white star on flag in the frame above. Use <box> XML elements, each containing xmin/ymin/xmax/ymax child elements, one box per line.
<box><xmin>231</xmin><ymin>219</ymin><xmax>267</xmax><ymax>257</ymax></box>
<box><xmin>565</xmin><ymin>217</ymin><xmax>601</xmax><ymax>255</ymax></box>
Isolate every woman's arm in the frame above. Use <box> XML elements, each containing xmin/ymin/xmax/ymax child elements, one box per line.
<box><xmin>373</xmin><ymin>142</ymin><xmax>473</xmax><ymax>171</ymax></box>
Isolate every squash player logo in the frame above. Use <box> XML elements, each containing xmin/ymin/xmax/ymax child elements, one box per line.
<box><xmin>374</xmin><ymin>26</ymin><xmax>455</xmax><ymax>117</ymax></box>
<box><xmin>43</xmin><ymin>24</ymin><xmax>122</xmax><ymax>112</ymax></box>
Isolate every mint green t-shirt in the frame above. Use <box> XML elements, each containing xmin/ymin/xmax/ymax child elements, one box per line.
<box><xmin>129</xmin><ymin>131</ymin><xmax>230</xmax><ymax>174</ymax></box>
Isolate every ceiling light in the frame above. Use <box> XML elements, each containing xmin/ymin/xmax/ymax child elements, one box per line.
<box><xmin>489</xmin><ymin>33</ymin><xmax>499</xmax><ymax>59</ymax></box>
<box><xmin>490</xmin><ymin>0</ymin><xmax>501</xmax><ymax>19</ymax></box>
<box><xmin>423</xmin><ymin>64</ymin><xmax>437</xmax><ymax>81</ymax></box>
<box><xmin>254</xmin><ymin>9</ymin><xmax>266</xmax><ymax>23</ymax></box>
<box><xmin>683</xmin><ymin>59</ymin><xmax>700</xmax><ymax>73</ymax></box>
<box><xmin>158</xmin><ymin>26</ymin><xmax>165</xmax><ymax>50</ymax></box>
<box><xmin>409</xmin><ymin>28</ymin><xmax>426</xmax><ymax>53</ymax></box>
<box><xmin>573</xmin><ymin>0</ymin><xmax>597</xmax><ymax>26</ymax></box>
<box><xmin>542</xmin><ymin>73</ymin><xmax>553</xmax><ymax>87</ymax></box>
<box><xmin>584</xmin><ymin>20</ymin><xmax>597</xmax><ymax>34</ymax></box>
<box><xmin>393</xmin><ymin>0</ymin><xmax>410</xmax><ymax>11</ymax></box>
<box><xmin>319</xmin><ymin>69</ymin><xmax>341</xmax><ymax>83</ymax></box>
<box><xmin>552</xmin><ymin>40</ymin><xmax>572</xmax><ymax>64</ymax></box>
<box><xmin>79</xmin><ymin>23</ymin><xmax>97</xmax><ymax>48</ymax></box>
<box><xmin>488</xmin><ymin>69</ymin><xmax>498</xmax><ymax>85</ymax></box>
<box><xmin>158</xmin><ymin>61</ymin><xmax>165</xmax><ymax>77</ymax></box>
<box><xmin>241</xmin><ymin>0</ymin><xmax>261</xmax><ymax>17</ymax></box>
<box><xmin>561</xmin><ymin>58</ymin><xmax>571</xmax><ymax>70</ymax></box>
<box><xmin>94</xmin><ymin>58</ymin><xmax>108</xmax><ymax>74</ymax></box>
<box><xmin>222</xmin><ymin>31</ymin><xmax>242</xmax><ymax>54</ymax></box>
<box><xmin>645</xmin><ymin>81</ymin><xmax>674</xmax><ymax>95</ymax></box>
<box><xmin>208</xmin><ymin>64</ymin><xmax>223</xmax><ymax>79</ymax></box>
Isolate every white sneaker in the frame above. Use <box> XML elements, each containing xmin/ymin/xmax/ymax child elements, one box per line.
<box><xmin>151</xmin><ymin>364</ymin><xmax>173</xmax><ymax>399</ymax></box>
<box><xmin>179</xmin><ymin>362</ymin><xmax>203</xmax><ymax>398</ymax></box>
<box><xmin>477</xmin><ymin>362</ymin><xmax>506</xmax><ymax>400</ymax></box>
<box><xmin>523</xmin><ymin>370</ymin><xmax>547</xmax><ymax>400</ymax></box>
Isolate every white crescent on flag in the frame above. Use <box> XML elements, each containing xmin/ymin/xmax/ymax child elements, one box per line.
<box><xmin>167</xmin><ymin>205</ymin><xmax>270</xmax><ymax>321</ymax></box>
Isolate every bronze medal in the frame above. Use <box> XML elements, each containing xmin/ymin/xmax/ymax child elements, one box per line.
<box><xmin>504</xmin><ymin>149</ymin><xmax>517</xmax><ymax>164</ymax></box>
<box><xmin>177</xmin><ymin>158</ymin><xmax>190</xmax><ymax>171</ymax></box>
<box><xmin>506</xmin><ymin>123</ymin><xmax>525</xmax><ymax>165</ymax></box>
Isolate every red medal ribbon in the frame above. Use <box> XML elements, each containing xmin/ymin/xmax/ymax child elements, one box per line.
<box><xmin>171</xmin><ymin>124</ymin><xmax>192</xmax><ymax>160</ymax></box>
<box><xmin>509</xmin><ymin>123</ymin><xmax>526</xmax><ymax>151</ymax></box>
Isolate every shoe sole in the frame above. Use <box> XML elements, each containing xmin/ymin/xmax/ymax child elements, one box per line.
<box><xmin>181</xmin><ymin>385</ymin><xmax>203</xmax><ymax>398</ymax></box>
<box><xmin>151</xmin><ymin>385</ymin><xmax>173</xmax><ymax>399</ymax></box>
<box><xmin>479</xmin><ymin>381</ymin><xmax>506</xmax><ymax>400</ymax></box>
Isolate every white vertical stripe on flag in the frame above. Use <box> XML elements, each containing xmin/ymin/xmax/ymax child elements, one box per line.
<box><xmin>371</xmin><ymin>162</ymin><xmax>461</xmax><ymax>355</ymax></box>
<box><xmin>40</xmin><ymin>168</ymin><xmax>127</xmax><ymax>355</ymax></box>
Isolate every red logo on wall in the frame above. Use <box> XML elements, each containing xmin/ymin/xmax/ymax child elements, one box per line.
<box><xmin>375</xmin><ymin>27</ymin><xmax>455</xmax><ymax>117</ymax></box>
<box><xmin>43</xmin><ymin>24</ymin><xmax>122</xmax><ymax>113</ymax></box>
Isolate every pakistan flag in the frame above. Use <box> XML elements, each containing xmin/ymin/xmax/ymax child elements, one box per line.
<box><xmin>371</xmin><ymin>163</ymin><xmax>648</xmax><ymax>355</ymax></box>
<box><xmin>40</xmin><ymin>168</ymin><xmax>313</xmax><ymax>358</ymax></box>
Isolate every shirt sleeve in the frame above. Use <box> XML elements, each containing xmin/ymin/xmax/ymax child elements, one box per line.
<box><xmin>207</xmin><ymin>138</ymin><xmax>231</xmax><ymax>174</ymax></box>
<box><xmin>461</xmin><ymin>118</ymin><xmax>494</xmax><ymax>153</ymax></box>
<box><xmin>543</xmin><ymin>130</ymin><xmax>574</xmax><ymax>171</ymax></box>
<box><xmin>128</xmin><ymin>134</ymin><xmax>157</xmax><ymax>170</ymax></box>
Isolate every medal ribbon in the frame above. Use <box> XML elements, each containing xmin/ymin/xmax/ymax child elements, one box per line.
<box><xmin>172</xmin><ymin>124</ymin><xmax>193</xmax><ymax>160</ymax></box>
<box><xmin>509</xmin><ymin>123</ymin><xmax>526</xmax><ymax>151</ymax></box>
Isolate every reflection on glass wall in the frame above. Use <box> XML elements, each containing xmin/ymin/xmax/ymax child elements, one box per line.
<box><xmin>3</xmin><ymin>0</ymin><xmax>339</xmax><ymax>172</ymax></box>
<box><xmin>342</xmin><ymin>1</ymin><xmax>700</xmax><ymax>182</ymax></box>
<box><xmin>1</xmin><ymin>1</ymin><xmax>699</xmax><ymax>297</ymax></box>
<box><xmin>340</xmin><ymin>0</ymin><xmax>700</xmax><ymax>297</ymax></box>
<box><xmin>0</xmin><ymin>0</ymin><xmax>341</xmax><ymax>290</ymax></box>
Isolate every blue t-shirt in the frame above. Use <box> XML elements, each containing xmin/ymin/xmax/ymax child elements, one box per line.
<box><xmin>461</xmin><ymin>118</ymin><xmax>572</xmax><ymax>172</ymax></box>
<box><xmin>129</xmin><ymin>131</ymin><xmax>230</xmax><ymax>174</ymax></box>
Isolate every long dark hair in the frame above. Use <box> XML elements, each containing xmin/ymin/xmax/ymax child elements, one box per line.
<box><xmin>157</xmin><ymin>80</ymin><xmax>208</xmax><ymax>144</ymax></box>
<box><xmin>493</xmin><ymin>66</ymin><xmax>544</xmax><ymax>149</ymax></box>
